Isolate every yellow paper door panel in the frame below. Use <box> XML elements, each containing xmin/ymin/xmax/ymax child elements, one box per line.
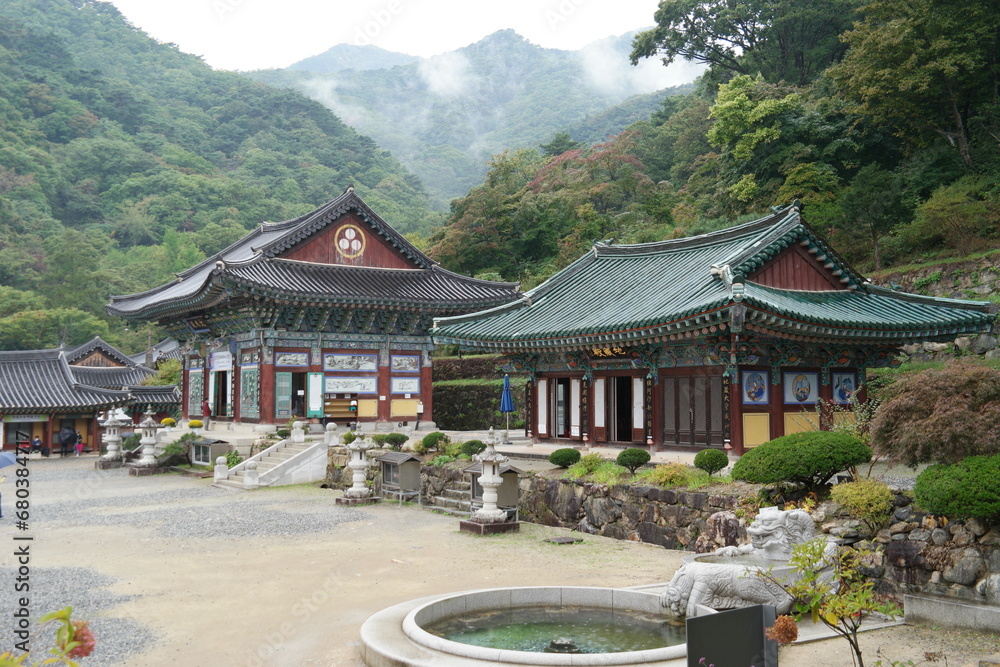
<box><xmin>390</xmin><ymin>399</ymin><xmax>420</xmax><ymax>418</ymax></box>
<box><xmin>742</xmin><ymin>413</ymin><xmax>770</xmax><ymax>448</ymax></box>
<box><xmin>784</xmin><ymin>411</ymin><xmax>820</xmax><ymax>435</ymax></box>
<box><xmin>357</xmin><ymin>399</ymin><xmax>379</xmax><ymax>418</ymax></box>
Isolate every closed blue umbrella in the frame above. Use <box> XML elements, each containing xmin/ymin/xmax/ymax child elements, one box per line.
<box><xmin>500</xmin><ymin>374</ymin><xmax>515</xmax><ymax>443</ymax></box>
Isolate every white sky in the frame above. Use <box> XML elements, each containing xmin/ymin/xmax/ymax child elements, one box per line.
<box><xmin>107</xmin><ymin>0</ymin><xmax>666</xmax><ymax>71</ymax></box>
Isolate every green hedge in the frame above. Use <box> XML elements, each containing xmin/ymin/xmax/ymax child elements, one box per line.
<box><xmin>432</xmin><ymin>355</ymin><xmax>507</xmax><ymax>382</ymax></box>
<box><xmin>432</xmin><ymin>378</ymin><xmax>526</xmax><ymax>431</ymax></box>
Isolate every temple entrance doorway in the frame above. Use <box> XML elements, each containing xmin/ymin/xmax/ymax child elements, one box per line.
<box><xmin>606</xmin><ymin>376</ymin><xmax>633</xmax><ymax>442</ymax></box>
<box><xmin>661</xmin><ymin>373</ymin><xmax>725</xmax><ymax>447</ymax></box>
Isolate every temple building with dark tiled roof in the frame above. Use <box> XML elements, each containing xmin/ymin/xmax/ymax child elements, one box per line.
<box><xmin>0</xmin><ymin>348</ymin><xmax>130</xmax><ymax>451</ymax></box>
<box><xmin>0</xmin><ymin>337</ymin><xmax>181</xmax><ymax>452</ymax></box>
<box><xmin>107</xmin><ymin>188</ymin><xmax>522</xmax><ymax>427</ymax></box>
<box><xmin>434</xmin><ymin>203</ymin><xmax>994</xmax><ymax>454</ymax></box>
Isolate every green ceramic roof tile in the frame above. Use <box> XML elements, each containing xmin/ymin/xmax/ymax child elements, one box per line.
<box><xmin>434</xmin><ymin>206</ymin><xmax>993</xmax><ymax>347</ymax></box>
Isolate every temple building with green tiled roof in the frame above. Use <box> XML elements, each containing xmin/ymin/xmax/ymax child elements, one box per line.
<box><xmin>433</xmin><ymin>203</ymin><xmax>994</xmax><ymax>454</ymax></box>
<box><xmin>107</xmin><ymin>189</ymin><xmax>521</xmax><ymax>427</ymax></box>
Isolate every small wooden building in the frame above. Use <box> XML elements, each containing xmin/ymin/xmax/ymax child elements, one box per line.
<box><xmin>106</xmin><ymin>188</ymin><xmax>521</xmax><ymax>427</ymax></box>
<box><xmin>434</xmin><ymin>204</ymin><xmax>994</xmax><ymax>454</ymax></box>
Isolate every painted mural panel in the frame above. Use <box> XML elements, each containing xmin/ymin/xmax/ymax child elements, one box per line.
<box><xmin>324</xmin><ymin>376</ymin><xmax>378</xmax><ymax>394</ymax></box>
<box><xmin>240</xmin><ymin>367</ymin><xmax>259</xmax><ymax>419</ymax></box>
<box><xmin>324</xmin><ymin>354</ymin><xmax>378</xmax><ymax>372</ymax></box>
<box><xmin>188</xmin><ymin>369</ymin><xmax>204</xmax><ymax>416</ymax></box>
<box><xmin>782</xmin><ymin>372</ymin><xmax>819</xmax><ymax>405</ymax></box>
<box><xmin>390</xmin><ymin>355</ymin><xmax>421</xmax><ymax>372</ymax></box>
<box><xmin>741</xmin><ymin>370</ymin><xmax>769</xmax><ymax>405</ymax></box>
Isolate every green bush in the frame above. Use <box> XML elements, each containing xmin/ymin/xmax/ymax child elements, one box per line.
<box><xmin>370</xmin><ymin>433</ymin><xmax>389</xmax><ymax>448</ymax></box>
<box><xmin>616</xmin><ymin>448</ymin><xmax>651</xmax><ymax>473</ymax></box>
<box><xmin>225</xmin><ymin>449</ymin><xmax>243</xmax><ymax>468</ymax></box>
<box><xmin>914</xmin><ymin>454</ymin><xmax>1000</xmax><ymax>520</ymax></box>
<box><xmin>414</xmin><ymin>431</ymin><xmax>450</xmax><ymax>455</ymax></box>
<box><xmin>638</xmin><ymin>462</ymin><xmax>705</xmax><ymax>488</ymax></box>
<box><xmin>732</xmin><ymin>431</ymin><xmax>871</xmax><ymax>491</ymax></box>
<box><xmin>830</xmin><ymin>479</ymin><xmax>894</xmax><ymax>533</ymax></box>
<box><xmin>565</xmin><ymin>453</ymin><xmax>609</xmax><ymax>479</ymax></box>
<box><xmin>342</xmin><ymin>431</ymin><xmax>357</xmax><ymax>445</ymax></box>
<box><xmin>161</xmin><ymin>442</ymin><xmax>187</xmax><ymax>458</ymax></box>
<box><xmin>432</xmin><ymin>378</ymin><xmax>525</xmax><ymax>430</ymax></box>
<box><xmin>549</xmin><ymin>448</ymin><xmax>582</xmax><ymax>468</ymax></box>
<box><xmin>429</xmin><ymin>454</ymin><xmax>457</xmax><ymax>466</ymax></box>
<box><xmin>694</xmin><ymin>448</ymin><xmax>730</xmax><ymax>476</ymax></box>
<box><xmin>276</xmin><ymin>429</ymin><xmax>291</xmax><ymax>439</ymax></box>
<box><xmin>460</xmin><ymin>439</ymin><xmax>486</xmax><ymax>456</ymax></box>
<box><xmin>384</xmin><ymin>433</ymin><xmax>408</xmax><ymax>451</ymax></box>
<box><xmin>122</xmin><ymin>434</ymin><xmax>141</xmax><ymax>451</ymax></box>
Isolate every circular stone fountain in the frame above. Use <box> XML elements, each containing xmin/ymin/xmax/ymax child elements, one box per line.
<box><xmin>361</xmin><ymin>586</ymin><xmax>687</xmax><ymax>666</ymax></box>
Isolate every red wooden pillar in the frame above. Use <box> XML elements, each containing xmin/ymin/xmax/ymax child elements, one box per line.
<box><xmin>727</xmin><ymin>373</ymin><xmax>743</xmax><ymax>454</ymax></box>
<box><xmin>259</xmin><ymin>359</ymin><xmax>275</xmax><ymax>424</ymax></box>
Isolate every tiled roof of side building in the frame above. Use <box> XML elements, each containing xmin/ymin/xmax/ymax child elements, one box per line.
<box><xmin>71</xmin><ymin>364</ymin><xmax>156</xmax><ymax>389</ymax></box>
<box><xmin>64</xmin><ymin>336</ymin><xmax>135</xmax><ymax>366</ymax></box>
<box><xmin>433</xmin><ymin>206</ymin><xmax>993</xmax><ymax>349</ymax></box>
<box><xmin>0</xmin><ymin>349</ymin><xmax>132</xmax><ymax>412</ymax></box>
<box><xmin>127</xmin><ymin>385</ymin><xmax>181</xmax><ymax>408</ymax></box>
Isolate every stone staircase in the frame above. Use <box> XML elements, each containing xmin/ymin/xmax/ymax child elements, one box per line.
<box><xmin>213</xmin><ymin>439</ymin><xmax>322</xmax><ymax>490</ymax></box>
<box><xmin>427</xmin><ymin>480</ymin><xmax>472</xmax><ymax>517</ymax></box>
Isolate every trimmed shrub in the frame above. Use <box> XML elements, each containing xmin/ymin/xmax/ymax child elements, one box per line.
<box><xmin>829</xmin><ymin>479</ymin><xmax>894</xmax><ymax>533</ymax></box>
<box><xmin>617</xmin><ymin>448</ymin><xmax>651</xmax><ymax>473</ymax></box>
<box><xmin>414</xmin><ymin>431</ymin><xmax>450</xmax><ymax>455</ymax></box>
<box><xmin>370</xmin><ymin>434</ymin><xmax>389</xmax><ymax>448</ymax></box>
<box><xmin>429</xmin><ymin>454</ymin><xmax>457</xmax><ymax>466</ymax></box>
<box><xmin>460</xmin><ymin>439</ymin><xmax>486</xmax><ymax>456</ymax></box>
<box><xmin>122</xmin><ymin>434</ymin><xmax>141</xmax><ymax>451</ymax></box>
<box><xmin>342</xmin><ymin>431</ymin><xmax>357</xmax><ymax>445</ymax></box>
<box><xmin>384</xmin><ymin>433</ymin><xmax>408</xmax><ymax>451</ymax></box>
<box><xmin>549</xmin><ymin>448</ymin><xmax>582</xmax><ymax>468</ymax></box>
<box><xmin>732</xmin><ymin>431</ymin><xmax>871</xmax><ymax>491</ymax></box>
<box><xmin>915</xmin><ymin>454</ymin><xmax>1000</xmax><ymax>520</ymax></box>
<box><xmin>694</xmin><ymin>448</ymin><xmax>730</xmax><ymax>476</ymax></box>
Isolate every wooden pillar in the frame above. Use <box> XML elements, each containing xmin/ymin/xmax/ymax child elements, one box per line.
<box><xmin>259</xmin><ymin>358</ymin><xmax>275</xmax><ymax>424</ymax></box>
<box><xmin>727</xmin><ymin>371</ymin><xmax>743</xmax><ymax>454</ymax></box>
<box><xmin>420</xmin><ymin>362</ymin><xmax>433</xmax><ymax>424</ymax></box>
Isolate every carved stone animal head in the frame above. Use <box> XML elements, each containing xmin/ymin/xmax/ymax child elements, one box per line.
<box><xmin>747</xmin><ymin>507</ymin><xmax>815</xmax><ymax>560</ymax></box>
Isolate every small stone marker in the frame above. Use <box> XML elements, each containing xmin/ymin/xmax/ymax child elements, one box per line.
<box><xmin>545</xmin><ymin>536</ymin><xmax>584</xmax><ymax>545</ymax></box>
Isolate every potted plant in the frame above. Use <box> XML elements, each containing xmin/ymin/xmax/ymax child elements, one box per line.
<box><xmin>188</xmin><ymin>419</ymin><xmax>203</xmax><ymax>435</ymax></box>
<box><xmin>160</xmin><ymin>417</ymin><xmax>176</xmax><ymax>432</ymax></box>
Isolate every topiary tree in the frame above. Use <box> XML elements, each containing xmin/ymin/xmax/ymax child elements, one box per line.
<box><xmin>459</xmin><ymin>439</ymin><xmax>486</xmax><ymax>456</ymax></box>
<box><xmin>414</xmin><ymin>431</ymin><xmax>450</xmax><ymax>455</ymax></box>
<box><xmin>342</xmin><ymin>431</ymin><xmax>357</xmax><ymax>445</ymax></box>
<box><xmin>694</xmin><ymin>448</ymin><xmax>730</xmax><ymax>476</ymax></box>
<box><xmin>871</xmin><ymin>361</ymin><xmax>1000</xmax><ymax>466</ymax></box>
<box><xmin>616</xmin><ymin>448</ymin><xmax>651</xmax><ymax>474</ymax></box>
<box><xmin>914</xmin><ymin>454</ymin><xmax>1000</xmax><ymax>520</ymax></box>
<box><xmin>384</xmin><ymin>433</ymin><xmax>408</xmax><ymax>451</ymax></box>
<box><xmin>549</xmin><ymin>447</ymin><xmax>581</xmax><ymax>468</ymax></box>
<box><xmin>732</xmin><ymin>431</ymin><xmax>871</xmax><ymax>492</ymax></box>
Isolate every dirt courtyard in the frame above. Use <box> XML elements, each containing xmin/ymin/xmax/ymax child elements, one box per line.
<box><xmin>2</xmin><ymin>456</ymin><xmax>998</xmax><ymax>666</ymax></box>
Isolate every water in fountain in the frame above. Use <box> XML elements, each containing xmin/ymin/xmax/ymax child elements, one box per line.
<box><xmin>424</xmin><ymin>605</ymin><xmax>685</xmax><ymax>654</ymax></box>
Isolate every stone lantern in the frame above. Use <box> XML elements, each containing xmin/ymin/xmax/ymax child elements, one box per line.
<box><xmin>336</xmin><ymin>433</ymin><xmax>378</xmax><ymax>505</ymax></box>
<box><xmin>130</xmin><ymin>409</ymin><xmax>159</xmax><ymax>468</ymax></box>
<box><xmin>461</xmin><ymin>427</ymin><xmax>519</xmax><ymax>534</ymax></box>
<box><xmin>96</xmin><ymin>413</ymin><xmax>124</xmax><ymax>469</ymax></box>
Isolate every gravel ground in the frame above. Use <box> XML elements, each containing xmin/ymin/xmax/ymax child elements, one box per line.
<box><xmin>0</xmin><ymin>567</ymin><xmax>155</xmax><ymax>666</ymax></box>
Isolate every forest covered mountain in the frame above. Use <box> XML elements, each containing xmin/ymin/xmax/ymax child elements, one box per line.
<box><xmin>426</xmin><ymin>0</ymin><xmax>1000</xmax><ymax>289</ymax></box>
<box><xmin>0</xmin><ymin>0</ymin><xmax>439</xmax><ymax>351</ymax></box>
<box><xmin>249</xmin><ymin>29</ymin><xmax>700</xmax><ymax>207</ymax></box>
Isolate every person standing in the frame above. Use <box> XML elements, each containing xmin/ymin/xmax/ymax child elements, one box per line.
<box><xmin>58</xmin><ymin>426</ymin><xmax>74</xmax><ymax>457</ymax></box>
<box><xmin>201</xmin><ymin>398</ymin><xmax>212</xmax><ymax>431</ymax></box>
<box><xmin>75</xmin><ymin>431</ymin><xmax>84</xmax><ymax>456</ymax></box>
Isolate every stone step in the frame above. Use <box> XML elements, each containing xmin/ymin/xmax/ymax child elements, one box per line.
<box><xmin>424</xmin><ymin>504</ymin><xmax>468</xmax><ymax>518</ymax></box>
<box><xmin>212</xmin><ymin>478</ymin><xmax>246</xmax><ymax>491</ymax></box>
<box><xmin>431</xmin><ymin>495</ymin><xmax>471</xmax><ymax>512</ymax></box>
<box><xmin>440</xmin><ymin>488</ymin><xmax>470</xmax><ymax>501</ymax></box>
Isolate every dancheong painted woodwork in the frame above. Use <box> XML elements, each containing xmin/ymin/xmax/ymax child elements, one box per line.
<box><xmin>433</xmin><ymin>203</ymin><xmax>994</xmax><ymax>454</ymax></box>
<box><xmin>106</xmin><ymin>188</ymin><xmax>521</xmax><ymax>427</ymax></box>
